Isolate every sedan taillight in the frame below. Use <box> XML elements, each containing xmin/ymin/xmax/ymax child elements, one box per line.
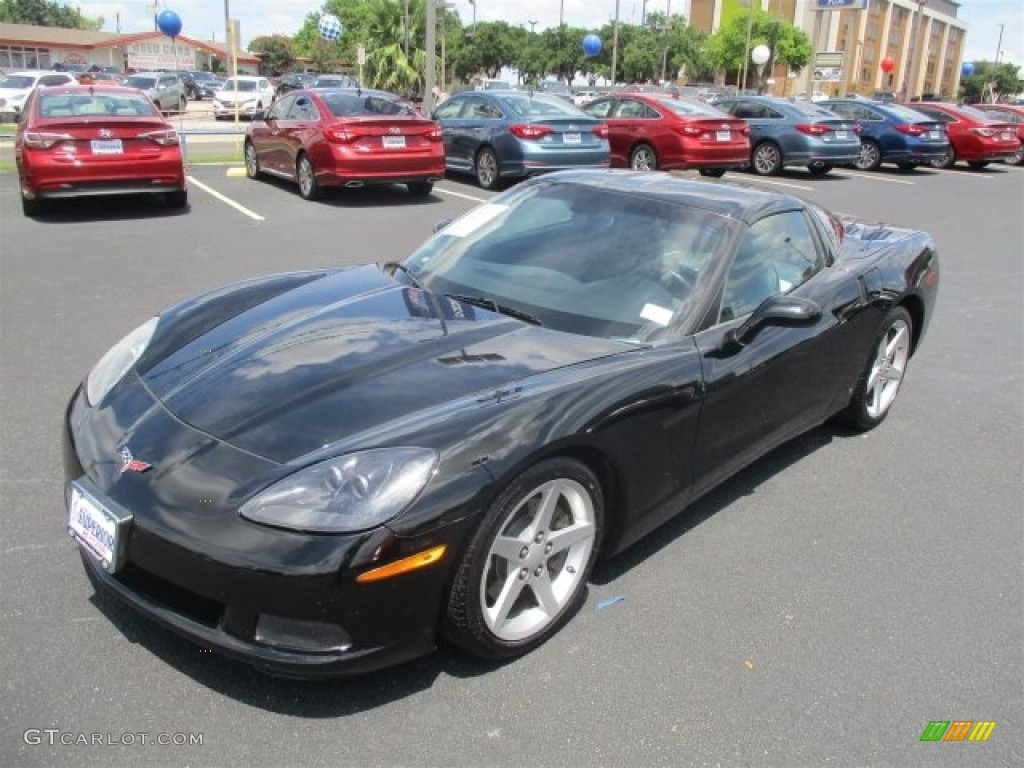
<box><xmin>895</xmin><ymin>123</ymin><xmax>927</xmax><ymax>136</ymax></box>
<box><xmin>592</xmin><ymin>124</ymin><xmax>609</xmax><ymax>139</ymax></box>
<box><xmin>794</xmin><ymin>123</ymin><xmax>830</xmax><ymax>136</ymax></box>
<box><xmin>325</xmin><ymin>127</ymin><xmax>358</xmax><ymax>143</ymax></box>
<box><xmin>509</xmin><ymin>124</ymin><xmax>553</xmax><ymax>140</ymax></box>
<box><xmin>139</xmin><ymin>129</ymin><xmax>180</xmax><ymax>146</ymax></box>
<box><xmin>22</xmin><ymin>131</ymin><xmax>73</xmax><ymax>149</ymax></box>
<box><xmin>971</xmin><ymin>127</ymin><xmax>997</xmax><ymax>138</ymax></box>
<box><xmin>673</xmin><ymin>124</ymin><xmax>704</xmax><ymax>137</ymax></box>
<box><xmin>426</xmin><ymin>127</ymin><xmax>444</xmax><ymax>141</ymax></box>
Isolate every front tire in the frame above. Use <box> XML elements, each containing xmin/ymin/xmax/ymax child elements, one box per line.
<box><xmin>296</xmin><ymin>153</ymin><xmax>321</xmax><ymax>200</ymax></box>
<box><xmin>474</xmin><ymin>147</ymin><xmax>499</xmax><ymax>190</ymax></box>
<box><xmin>838</xmin><ymin>307</ymin><xmax>913</xmax><ymax>431</ymax></box>
<box><xmin>164</xmin><ymin>188</ymin><xmax>188</xmax><ymax>209</ymax></box>
<box><xmin>967</xmin><ymin>160</ymin><xmax>989</xmax><ymax>170</ymax></box>
<box><xmin>698</xmin><ymin>168</ymin><xmax>726</xmax><ymax>178</ymax></box>
<box><xmin>629</xmin><ymin>143</ymin><xmax>658</xmax><ymax>171</ymax></box>
<box><xmin>21</xmin><ymin>193</ymin><xmax>46</xmax><ymax>217</ymax></box>
<box><xmin>244</xmin><ymin>140</ymin><xmax>261</xmax><ymax>179</ymax></box>
<box><xmin>443</xmin><ymin>457</ymin><xmax>603</xmax><ymax>659</ymax></box>
<box><xmin>751</xmin><ymin>142</ymin><xmax>783</xmax><ymax>175</ymax></box>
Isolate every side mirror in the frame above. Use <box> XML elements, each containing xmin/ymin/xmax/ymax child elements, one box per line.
<box><xmin>726</xmin><ymin>295</ymin><xmax>821</xmax><ymax>348</ymax></box>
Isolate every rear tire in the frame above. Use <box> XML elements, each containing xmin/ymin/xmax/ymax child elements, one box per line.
<box><xmin>406</xmin><ymin>181</ymin><xmax>433</xmax><ymax>197</ymax></box>
<box><xmin>967</xmin><ymin>160</ymin><xmax>989</xmax><ymax>170</ymax></box>
<box><xmin>629</xmin><ymin>143</ymin><xmax>658</xmax><ymax>171</ymax></box>
<box><xmin>296</xmin><ymin>153</ymin><xmax>321</xmax><ymax>200</ymax></box>
<box><xmin>474</xmin><ymin>147</ymin><xmax>500</xmax><ymax>190</ymax></box>
<box><xmin>21</xmin><ymin>194</ymin><xmax>46</xmax><ymax>217</ymax></box>
<box><xmin>751</xmin><ymin>142</ymin><xmax>782</xmax><ymax>175</ymax></box>
<box><xmin>931</xmin><ymin>148</ymin><xmax>956</xmax><ymax>169</ymax></box>
<box><xmin>698</xmin><ymin>168</ymin><xmax>726</xmax><ymax>178</ymax></box>
<box><xmin>855</xmin><ymin>140</ymin><xmax>883</xmax><ymax>171</ymax></box>
<box><xmin>837</xmin><ymin>306</ymin><xmax>913</xmax><ymax>431</ymax></box>
<box><xmin>896</xmin><ymin>161</ymin><xmax>918</xmax><ymax>172</ymax></box>
<box><xmin>244</xmin><ymin>140</ymin><xmax>261</xmax><ymax>179</ymax></box>
<box><xmin>164</xmin><ymin>189</ymin><xmax>188</xmax><ymax>209</ymax></box>
<box><xmin>807</xmin><ymin>162</ymin><xmax>833</xmax><ymax>176</ymax></box>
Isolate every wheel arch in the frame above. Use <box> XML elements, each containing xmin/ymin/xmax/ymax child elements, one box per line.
<box><xmin>897</xmin><ymin>293</ymin><xmax>926</xmax><ymax>357</ymax></box>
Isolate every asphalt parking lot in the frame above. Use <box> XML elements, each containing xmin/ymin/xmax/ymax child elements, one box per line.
<box><xmin>1</xmin><ymin>161</ymin><xmax>1021</xmax><ymax>768</ymax></box>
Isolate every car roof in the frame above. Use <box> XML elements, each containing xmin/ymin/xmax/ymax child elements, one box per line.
<box><xmin>541</xmin><ymin>170</ymin><xmax>807</xmax><ymax>224</ymax></box>
<box><xmin>38</xmin><ymin>84</ymin><xmax>147</xmax><ymax>95</ymax></box>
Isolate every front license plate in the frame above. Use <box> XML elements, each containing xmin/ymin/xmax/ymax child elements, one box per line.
<box><xmin>716</xmin><ymin>130</ymin><xmax>731</xmax><ymax>142</ymax></box>
<box><xmin>90</xmin><ymin>139</ymin><xmax>123</xmax><ymax>155</ymax></box>
<box><xmin>835</xmin><ymin>131</ymin><xmax>849</xmax><ymax>140</ymax></box>
<box><xmin>382</xmin><ymin>135</ymin><xmax>406</xmax><ymax>149</ymax></box>
<box><xmin>68</xmin><ymin>485</ymin><xmax>127</xmax><ymax>572</ymax></box>
<box><xmin>563</xmin><ymin>132</ymin><xmax>581</xmax><ymax>144</ymax></box>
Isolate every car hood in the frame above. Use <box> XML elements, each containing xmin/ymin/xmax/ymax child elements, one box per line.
<box><xmin>0</xmin><ymin>87</ymin><xmax>31</xmax><ymax>99</ymax></box>
<box><xmin>215</xmin><ymin>90</ymin><xmax>260</xmax><ymax>101</ymax></box>
<box><xmin>142</xmin><ymin>265</ymin><xmax>631</xmax><ymax>463</ymax></box>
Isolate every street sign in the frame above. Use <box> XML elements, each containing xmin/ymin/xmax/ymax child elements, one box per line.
<box><xmin>814</xmin><ymin>0</ymin><xmax>868</xmax><ymax>9</ymax></box>
<box><xmin>357</xmin><ymin>45</ymin><xmax>366</xmax><ymax>66</ymax></box>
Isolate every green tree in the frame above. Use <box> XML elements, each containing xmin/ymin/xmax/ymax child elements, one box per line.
<box><xmin>248</xmin><ymin>35</ymin><xmax>297</xmax><ymax>76</ymax></box>
<box><xmin>705</xmin><ymin>9</ymin><xmax>810</xmax><ymax>86</ymax></box>
<box><xmin>959</xmin><ymin>61</ymin><xmax>1023</xmax><ymax>103</ymax></box>
<box><xmin>0</xmin><ymin>0</ymin><xmax>102</xmax><ymax>28</ymax></box>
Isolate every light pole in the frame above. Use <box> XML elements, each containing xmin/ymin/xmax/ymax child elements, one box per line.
<box><xmin>425</xmin><ymin>0</ymin><xmax>436</xmax><ymax>113</ymax></box>
<box><xmin>660</xmin><ymin>0</ymin><xmax>673</xmax><ymax>84</ymax></box>
<box><xmin>740</xmin><ymin>2</ymin><xmax>755</xmax><ymax>92</ymax></box>
<box><xmin>403</xmin><ymin>0</ymin><xmax>410</xmax><ymax>59</ymax></box>
<box><xmin>439</xmin><ymin>1</ymin><xmax>455</xmax><ymax>98</ymax></box>
<box><xmin>611</xmin><ymin>0</ymin><xmax>621</xmax><ymax>88</ymax></box>
<box><xmin>994</xmin><ymin>23</ymin><xmax>1004</xmax><ymax>64</ymax></box>
<box><xmin>527</xmin><ymin>19</ymin><xmax>538</xmax><ymax>33</ymax></box>
<box><xmin>751</xmin><ymin>44</ymin><xmax>770</xmax><ymax>93</ymax></box>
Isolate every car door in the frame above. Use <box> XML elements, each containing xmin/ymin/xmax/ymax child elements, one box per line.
<box><xmin>252</xmin><ymin>93</ymin><xmax>295</xmax><ymax>174</ymax></box>
<box><xmin>582</xmin><ymin>98</ymin><xmax>623</xmax><ymax>163</ymax></box>
<box><xmin>611</xmin><ymin>98</ymin><xmax>661</xmax><ymax>166</ymax></box>
<box><xmin>458</xmin><ymin>95</ymin><xmax>505</xmax><ymax>168</ymax></box>
<box><xmin>433</xmin><ymin>96</ymin><xmax>471</xmax><ymax>171</ymax></box>
<box><xmin>279</xmin><ymin>94</ymin><xmax>321</xmax><ymax>175</ymax></box>
<box><xmin>690</xmin><ymin>208</ymin><xmax>868</xmax><ymax>497</ymax></box>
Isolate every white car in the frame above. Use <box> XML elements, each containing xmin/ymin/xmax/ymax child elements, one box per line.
<box><xmin>213</xmin><ymin>76</ymin><xmax>275</xmax><ymax>119</ymax></box>
<box><xmin>0</xmin><ymin>70</ymin><xmax>76</xmax><ymax>122</ymax></box>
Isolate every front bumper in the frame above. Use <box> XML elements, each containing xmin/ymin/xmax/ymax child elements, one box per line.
<box><xmin>62</xmin><ymin>384</ymin><xmax>475</xmax><ymax>678</ymax></box>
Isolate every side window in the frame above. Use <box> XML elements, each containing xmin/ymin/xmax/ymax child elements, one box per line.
<box><xmin>615</xmin><ymin>99</ymin><xmax>649</xmax><ymax>118</ymax></box>
<box><xmin>267</xmin><ymin>94</ymin><xmax>294</xmax><ymax>120</ymax></box>
<box><xmin>734</xmin><ymin>102</ymin><xmax>767</xmax><ymax>119</ymax></box>
<box><xmin>863</xmin><ymin>107</ymin><xmax>884</xmax><ymax>121</ymax></box>
<box><xmin>584</xmin><ymin>99</ymin><xmax>613</xmax><ymax>119</ymax></box>
<box><xmin>763</xmin><ymin>106</ymin><xmax>785</xmax><ymax>119</ymax></box>
<box><xmin>720</xmin><ymin>211</ymin><xmax>824</xmax><ymax>322</ymax></box>
<box><xmin>288</xmin><ymin>96</ymin><xmax>318</xmax><ymax>120</ymax></box>
<box><xmin>433</xmin><ymin>99</ymin><xmax>464</xmax><ymax>119</ymax></box>
<box><xmin>826</xmin><ymin>103</ymin><xmax>852</xmax><ymax>118</ymax></box>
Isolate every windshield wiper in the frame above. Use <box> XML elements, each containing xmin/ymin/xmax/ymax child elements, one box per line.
<box><xmin>445</xmin><ymin>294</ymin><xmax>542</xmax><ymax>326</ymax></box>
<box><xmin>382</xmin><ymin>261</ymin><xmax>424</xmax><ymax>288</ymax></box>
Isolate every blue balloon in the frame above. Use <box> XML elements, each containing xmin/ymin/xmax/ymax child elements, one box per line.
<box><xmin>961</xmin><ymin>61</ymin><xmax>975</xmax><ymax>76</ymax></box>
<box><xmin>582</xmin><ymin>34</ymin><xmax>602</xmax><ymax>58</ymax></box>
<box><xmin>157</xmin><ymin>9</ymin><xmax>182</xmax><ymax>39</ymax></box>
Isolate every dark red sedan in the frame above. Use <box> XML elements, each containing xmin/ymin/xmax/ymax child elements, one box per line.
<box><xmin>973</xmin><ymin>103</ymin><xmax>1024</xmax><ymax>165</ymax></box>
<box><xmin>905</xmin><ymin>101</ymin><xmax>1020</xmax><ymax>169</ymax></box>
<box><xmin>584</xmin><ymin>92</ymin><xmax>749</xmax><ymax>176</ymax></box>
<box><xmin>15</xmin><ymin>84</ymin><xmax>187</xmax><ymax>216</ymax></box>
<box><xmin>244</xmin><ymin>88</ymin><xmax>446</xmax><ymax>199</ymax></box>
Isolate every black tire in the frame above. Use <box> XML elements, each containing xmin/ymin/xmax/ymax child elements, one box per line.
<box><xmin>807</xmin><ymin>162</ymin><xmax>832</xmax><ymax>176</ymax></box>
<box><xmin>931</xmin><ymin>147</ymin><xmax>956</xmax><ymax>169</ymax></box>
<box><xmin>21</xmin><ymin>194</ymin><xmax>46</xmax><ymax>217</ymax></box>
<box><xmin>474</xmin><ymin>147</ymin><xmax>500</xmax><ymax>190</ymax></box>
<box><xmin>164</xmin><ymin>188</ymin><xmax>188</xmax><ymax>209</ymax></box>
<box><xmin>296</xmin><ymin>153</ymin><xmax>321</xmax><ymax>200</ymax></box>
<box><xmin>443</xmin><ymin>457</ymin><xmax>604</xmax><ymax>660</ymax></box>
<box><xmin>837</xmin><ymin>306</ymin><xmax>913</xmax><ymax>432</ymax></box>
<box><xmin>855</xmin><ymin>139</ymin><xmax>883</xmax><ymax>171</ymax></box>
<box><xmin>750</xmin><ymin>141</ymin><xmax>782</xmax><ymax>175</ymax></box>
<box><xmin>178</xmin><ymin>95</ymin><xmax>187</xmax><ymax>113</ymax></box>
<box><xmin>629</xmin><ymin>143</ymin><xmax>658</xmax><ymax>171</ymax></box>
<box><xmin>967</xmin><ymin>160</ymin><xmax>989</xmax><ymax>170</ymax></box>
<box><xmin>698</xmin><ymin>168</ymin><xmax>726</xmax><ymax>178</ymax></box>
<box><xmin>896</xmin><ymin>161</ymin><xmax>918</xmax><ymax>172</ymax></box>
<box><xmin>244</xmin><ymin>140</ymin><xmax>261</xmax><ymax>179</ymax></box>
<box><xmin>406</xmin><ymin>181</ymin><xmax>433</xmax><ymax>197</ymax></box>
<box><xmin>1010</xmin><ymin>145</ymin><xmax>1024</xmax><ymax>166</ymax></box>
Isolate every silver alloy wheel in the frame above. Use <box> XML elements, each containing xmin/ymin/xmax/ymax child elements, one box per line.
<box><xmin>244</xmin><ymin>141</ymin><xmax>259</xmax><ymax>178</ymax></box>
<box><xmin>864</xmin><ymin>317</ymin><xmax>911</xmax><ymax>420</ymax></box>
<box><xmin>630</xmin><ymin>144</ymin><xmax>657</xmax><ymax>170</ymax></box>
<box><xmin>297</xmin><ymin>155</ymin><xmax>316</xmax><ymax>198</ymax></box>
<box><xmin>479</xmin><ymin>477</ymin><xmax>597</xmax><ymax>642</ymax></box>
<box><xmin>856</xmin><ymin>141</ymin><xmax>882</xmax><ymax>170</ymax></box>
<box><xmin>475</xmin><ymin>148</ymin><xmax>498</xmax><ymax>189</ymax></box>
<box><xmin>752</xmin><ymin>143</ymin><xmax>781</xmax><ymax>175</ymax></box>
<box><xmin>1012</xmin><ymin>145</ymin><xmax>1024</xmax><ymax>165</ymax></box>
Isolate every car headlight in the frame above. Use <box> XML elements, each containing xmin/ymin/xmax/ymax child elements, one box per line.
<box><xmin>240</xmin><ymin>448</ymin><xmax>437</xmax><ymax>533</ymax></box>
<box><xmin>85</xmin><ymin>317</ymin><xmax>159</xmax><ymax>406</ymax></box>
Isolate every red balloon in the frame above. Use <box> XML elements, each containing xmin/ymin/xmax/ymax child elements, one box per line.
<box><xmin>880</xmin><ymin>57</ymin><xmax>895</xmax><ymax>74</ymax></box>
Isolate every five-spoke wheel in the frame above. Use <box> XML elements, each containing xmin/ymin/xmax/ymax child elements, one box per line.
<box><xmin>839</xmin><ymin>307</ymin><xmax>913</xmax><ymax>430</ymax></box>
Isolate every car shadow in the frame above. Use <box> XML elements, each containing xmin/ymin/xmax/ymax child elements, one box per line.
<box><xmin>25</xmin><ymin>195</ymin><xmax>190</xmax><ymax>222</ymax></box>
<box><xmin>593</xmin><ymin>421</ymin><xmax>841</xmax><ymax>585</ymax></box>
<box><xmin>253</xmin><ymin>174</ymin><xmax>447</xmax><ymax>207</ymax></box>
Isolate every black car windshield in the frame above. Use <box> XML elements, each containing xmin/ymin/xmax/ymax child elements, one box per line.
<box><xmin>0</xmin><ymin>75</ymin><xmax>36</xmax><ymax>88</ymax></box>
<box><xmin>402</xmin><ymin>179</ymin><xmax>732</xmax><ymax>340</ymax></box>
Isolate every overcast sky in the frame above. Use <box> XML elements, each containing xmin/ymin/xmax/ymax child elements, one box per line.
<box><xmin>68</xmin><ymin>1</ymin><xmax>1023</xmax><ymax>68</ymax></box>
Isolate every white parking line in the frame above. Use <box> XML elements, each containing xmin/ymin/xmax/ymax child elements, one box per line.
<box><xmin>927</xmin><ymin>168</ymin><xmax>993</xmax><ymax>179</ymax></box>
<box><xmin>434</xmin><ymin>186</ymin><xmax>491</xmax><ymax>204</ymax></box>
<box><xmin>187</xmin><ymin>175</ymin><xmax>265</xmax><ymax>220</ymax></box>
<box><xmin>832</xmin><ymin>170</ymin><xmax>916</xmax><ymax>185</ymax></box>
<box><xmin>735</xmin><ymin>176</ymin><xmax>815</xmax><ymax>192</ymax></box>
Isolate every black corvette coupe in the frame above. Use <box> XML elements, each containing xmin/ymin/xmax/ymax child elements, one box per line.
<box><xmin>63</xmin><ymin>170</ymin><xmax>939</xmax><ymax>677</ymax></box>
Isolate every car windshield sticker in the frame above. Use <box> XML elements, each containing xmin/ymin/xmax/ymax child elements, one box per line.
<box><xmin>442</xmin><ymin>204</ymin><xmax>509</xmax><ymax>238</ymax></box>
<box><xmin>641</xmin><ymin>303</ymin><xmax>674</xmax><ymax>326</ymax></box>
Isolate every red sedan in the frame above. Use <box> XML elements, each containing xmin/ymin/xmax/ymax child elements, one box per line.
<box><xmin>584</xmin><ymin>92</ymin><xmax>749</xmax><ymax>176</ymax></box>
<box><xmin>973</xmin><ymin>103</ymin><xmax>1024</xmax><ymax>165</ymax></box>
<box><xmin>244</xmin><ymin>88</ymin><xmax>446</xmax><ymax>200</ymax></box>
<box><xmin>15</xmin><ymin>84</ymin><xmax>187</xmax><ymax>216</ymax></box>
<box><xmin>905</xmin><ymin>101</ymin><xmax>1020</xmax><ymax>169</ymax></box>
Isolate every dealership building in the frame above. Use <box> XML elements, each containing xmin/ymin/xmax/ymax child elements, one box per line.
<box><xmin>683</xmin><ymin>0</ymin><xmax>968</xmax><ymax>99</ymax></box>
<box><xmin>0</xmin><ymin>22</ymin><xmax>260</xmax><ymax>74</ymax></box>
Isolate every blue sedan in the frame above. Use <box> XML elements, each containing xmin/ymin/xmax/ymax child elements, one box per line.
<box><xmin>715</xmin><ymin>96</ymin><xmax>862</xmax><ymax>176</ymax></box>
<box><xmin>432</xmin><ymin>90</ymin><xmax>610</xmax><ymax>189</ymax></box>
<box><xmin>819</xmin><ymin>99</ymin><xmax>950</xmax><ymax>171</ymax></box>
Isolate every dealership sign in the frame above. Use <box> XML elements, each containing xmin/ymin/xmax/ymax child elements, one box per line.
<box><xmin>815</xmin><ymin>0</ymin><xmax>868</xmax><ymax>9</ymax></box>
<box><xmin>126</xmin><ymin>40</ymin><xmax>196</xmax><ymax>71</ymax></box>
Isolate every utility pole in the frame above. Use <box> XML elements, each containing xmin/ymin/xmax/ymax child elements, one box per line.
<box><xmin>611</xmin><ymin>0</ymin><xmax>621</xmax><ymax>88</ymax></box>
<box><xmin>740</xmin><ymin>3</ymin><xmax>755</xmax><ymax>92</ymax></box>
<box><xmin>994</xmin><ymin>23</ymin><xmax>1004</xmax><ymax>64</ymax></box>
<box><xmin>425</xmin><ymin>0</ymin><xmax>436</xmax><ymax>114</ymax></box>
<box><xmin>661</xmin><ymin>0</ymin><xmax>673</xmax><ymax>84</ymax></box>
